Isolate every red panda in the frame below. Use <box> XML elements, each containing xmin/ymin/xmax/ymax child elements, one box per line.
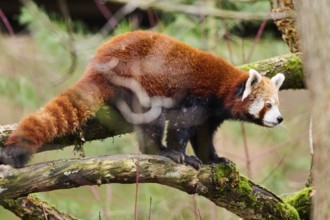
<box><xmin>0</xmin><ymin>31</ymin><xmax>285</xmax><ymax>169</ymax></box>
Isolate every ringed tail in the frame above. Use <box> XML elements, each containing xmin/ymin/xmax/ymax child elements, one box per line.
<box><xmin>1</xmin><ymin>68</ymin><xmax>111</xmax><ymax>168</ymax></box>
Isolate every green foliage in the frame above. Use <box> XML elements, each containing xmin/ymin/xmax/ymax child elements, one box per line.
<box><xmin>0</xmin><ymin>75</ymin><xmax>39</xmax><ymax>108</ymax></box>
<box><xmin>158</xmin><ymin>14</ymin><xmax>202</xmax><ymax>47</ymax></box>
<box><xmin>113</xmin><ymin>19</ymin><xmax>136</xmax><ymax>35</ymax></box>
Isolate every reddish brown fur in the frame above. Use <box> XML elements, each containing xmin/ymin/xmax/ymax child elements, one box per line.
<box><xmin>95</xmin><ymin>31</ymin><xmax>249</xmax><ymax>97</ymax></box>
<box><xmin>3</xmin><ymin>31</ymin><xmax>253</xmax><ymax>167</ymax></box>
<box><xmin>5</xmin><ymin>73</ymin><xmax>111</xmax><ymax>154</ymax></box>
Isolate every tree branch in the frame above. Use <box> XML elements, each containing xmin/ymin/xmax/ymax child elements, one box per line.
<box><xmin>239</xmin><ymin>53</ymin><xmax>304</xmax><ymax>90</ymax></box>
<box><xmin>283</xmin><ymin>187</ymin><xmax>313</xmax><ymax>220</ymax></box>
<box><xmin>0</xmin><ymin>196</ymin><xmax>78</xmax><ymax>220</ymax></box>
<box><xmin>0</xmin><ymin>154</ymin><xmax>300</xmax><ymax>219</ymax></box>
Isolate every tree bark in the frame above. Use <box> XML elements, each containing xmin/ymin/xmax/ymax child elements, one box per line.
<box><xmin>282</xmin><ymin>187</ymin><xmax>313</xmax><ymax>220</ymax></box>
<box><xmin>296</xmin><ymin>0</ymin><xmax>330</xmax><ymax>219</ymax></box>
<box><xmin>239</xmin><ymin>53</ymin><xmax>304</xmax><ymax>90</ymax></box>
<box><xmin>271</xmin><ymin>0</ymin><xmax>301</xmax><ymax>53</ymax></box>
<box><xmin>0</xmin><ymin>196</ymin><xmax>78</xmax><ymax>220</ymax></box>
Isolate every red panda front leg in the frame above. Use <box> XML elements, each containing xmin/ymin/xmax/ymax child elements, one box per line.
<box><xmin>136</xmin><ymin>111</ymin><xmax>166</xmax><ymax>155</ymax></box>
<box><xmin>166</xmin><ymin>121</ymin><xmax>202</xmax><ymax>169</ymax></box>
<box><xmin>190</xmin><ymin>118</ymin><xmax>232</xmax><ymax>165</ymax></box>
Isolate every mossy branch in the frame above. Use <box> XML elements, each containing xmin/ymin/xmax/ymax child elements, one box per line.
<box><xmin>239</xmin><ymin>53</ymin><xmax>304</xmax><ymax>90</ymax></box>
<box><xmin>0</xmin><ymin>154</ymin><xmax>302</xmax><ymax>219</ymax></box>
<box><xmin>0</xmin><ymin>196</ymin><xmax>78</xmax><ymax>220</ymax></box>
<box><xmin>283</xmin><ymin>187</ymin><xmax>313</xmax><ymax>220</ymax></box>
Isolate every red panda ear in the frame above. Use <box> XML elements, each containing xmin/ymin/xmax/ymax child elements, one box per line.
<box><xmin>242</xmin><ymin>69</ymin><xmax>262</xmax><ymax>101</ymax></box>
<box><xmin>271</xmin><ymin>73</ymin><xmax>285</xmax><ymax>90</ymax></box>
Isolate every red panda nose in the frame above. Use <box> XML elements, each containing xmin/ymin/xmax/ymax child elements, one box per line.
<box><xmin>277</xmin><ymin>116</ymin><xmax>283</xmax><ymax>124</ymax></box>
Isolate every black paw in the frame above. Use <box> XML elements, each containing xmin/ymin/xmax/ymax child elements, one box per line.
<box><xmin>212</xmin><ymin>156</ymin><xmax>234</xmax><ymax>165</ymax></box>
<box><xmin>184</xmin><ymin>155</ymin><xmax>202</xmax><ymax>170</ymax></box>
<box><xmin>161</xmin><ymin>149</ymin><xmax>185</xmax><ymax>163</ymax></box>
<box><xmin>160</xmin><ymin>149</ymin><xmax>202</xmax><ymax>169</ymax></box>
<box><xmin>0</xmin><ymin>145</ymin><xmax>32</xmax><ymax>168</ymax></box>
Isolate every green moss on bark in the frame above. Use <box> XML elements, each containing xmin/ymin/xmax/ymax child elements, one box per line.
<box><xmin>283</xmin><ymin>187</ymin><xmax>312</xmax><ymax>220</ymax></box>
<box><xmin>1</xmin><ymin>196</ymin><xmax>79</xmax><ymax>220</ymax></box>
<box><xmin>239</xmin><ymin>53</ymin><xmax>304</xmax><ymax>90</ymax></box>
<box><xmin>207</xmin><ymin>162</ymin><xmax>300</xmax><ymax>219</ymax></box>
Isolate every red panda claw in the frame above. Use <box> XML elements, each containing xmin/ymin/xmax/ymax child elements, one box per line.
<box><xmin>184</xmin><ymin>155</ymin><xmax>202</xmax><ymax>170</ymax></box>
<box><xmin>161</xmin><ymin>149</ymin><xmax>185</xmax><ymax>163</ymax></box>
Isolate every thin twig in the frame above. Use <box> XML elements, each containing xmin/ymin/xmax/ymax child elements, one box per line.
<box><xmin>134</xmin><ymin>157</ymin><xmax>140</xmax><ymax>220</ymax></box>
<box><xmin>106</xmin><ymin>0</ymin><xmax>295</xmax><ymax>20</ymax></box>
<box><xmin>241</xmin><ymin>19</ymin><xmax>268</xmax><ymax>179</ymax></box>
<box><xmin>0</xmin><ymin>9</ymin><xmax>15</xmax><ymax>36</ymax></box>
<box><xmin>259</xmin><ymin>153</ymin><xmax>287</xmax><ymax>185</ymax></box>
<box><xmin>148</xmin><ymin>196</ymin><xmax>152</xmax><ymax>220</ymax></box>
<box><xmin>306</xmin><ymin>117</ymin><xmax>313</xmax><ymax>187</ymax></box>
<box><xmin>55</xmin><ymin>0</ymin><xmax>78</xmax><ymax>85</ymax></box>
<box><xmin>246</xmin><ymin>20</ymin><xmax>267</xmax><ymax>62</ymax></box>
<box><xmin>100</xmin><ymin>2</ymin><xmax>138</xmax><ymax>34</ymax></box>
<box><xmin>95</xmin><ymin>0</ymin><xmax>113</xmax><ymax>20</ymax></box>
<box><xmin>240</xmin><ymin>123</ymin><xmax>252</xmax><ymax>178</ymax></box>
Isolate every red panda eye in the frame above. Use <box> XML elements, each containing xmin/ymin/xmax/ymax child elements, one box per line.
<box><xmin>266</xmin><ymin>103</ymin><xmax>272</xmax><ymax>109</ymax></box>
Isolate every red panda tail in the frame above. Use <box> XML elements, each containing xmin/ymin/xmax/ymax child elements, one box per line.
<box><xmin>1</xmin><ymin>71</ymin><xmax>112</xmax><ymax>168</ymax></box>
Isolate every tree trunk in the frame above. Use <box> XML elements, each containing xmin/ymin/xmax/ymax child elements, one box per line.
<box><xmin>296</xmin><ymin>0</ymin><xmax>330</xmax><ymax>219</ymax></box>
<box><xmin>271</xmin><ymin>0</ymin><xmax>301</xmax><ymax>53</ymax></box>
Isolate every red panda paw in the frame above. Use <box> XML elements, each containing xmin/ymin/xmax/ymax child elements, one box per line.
<box><xmin>161</xmin><ymin>149</ymin><xmax>202</xmax><ymax>170</ymax></box>
<box><xmin>160</xmin><ymin>149</ymin><xmax>185</xmax><ymax>163</ymax></box>
<box><xmin>0</xmin><ymin>145</ymin><xmax>33</xmax><ymax>168</ymax></box>
<box><xmin>212</xmin><ymin>156</ymin><xmax>235</xmax><ymax>166</ymax></box>
<box><xmin>183</xmin><ymin>155</ymin><xmax>202</xmax><ymax>170</ymax></box>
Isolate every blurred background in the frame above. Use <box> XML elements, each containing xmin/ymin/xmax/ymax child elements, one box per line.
<box><xmin>0</xmin><ymin>0</ymin><xmax>310</xmax><ymax>219</ymax></box>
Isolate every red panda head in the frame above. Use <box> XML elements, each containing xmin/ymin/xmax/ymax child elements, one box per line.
<box><xmin>230</xmin><ymin>69</ymin><xmax>285</xmax><ymax>127</ymax></box>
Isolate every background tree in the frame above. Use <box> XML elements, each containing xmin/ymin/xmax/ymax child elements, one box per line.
<box><xmin>297</xmin><ymin>0</ymin><xmax>330</xmax><ymax>219</ymax></box>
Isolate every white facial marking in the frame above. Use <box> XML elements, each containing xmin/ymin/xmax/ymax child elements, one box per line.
<box><xmin>248</xmin><ymin>97</ymin><xmax>264</xmax><ymax>118</ymax></box>
<box><xmin>263</xmin><ymin>97</ymin><xmax>282</xmax><ymax>127</ymax></box>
